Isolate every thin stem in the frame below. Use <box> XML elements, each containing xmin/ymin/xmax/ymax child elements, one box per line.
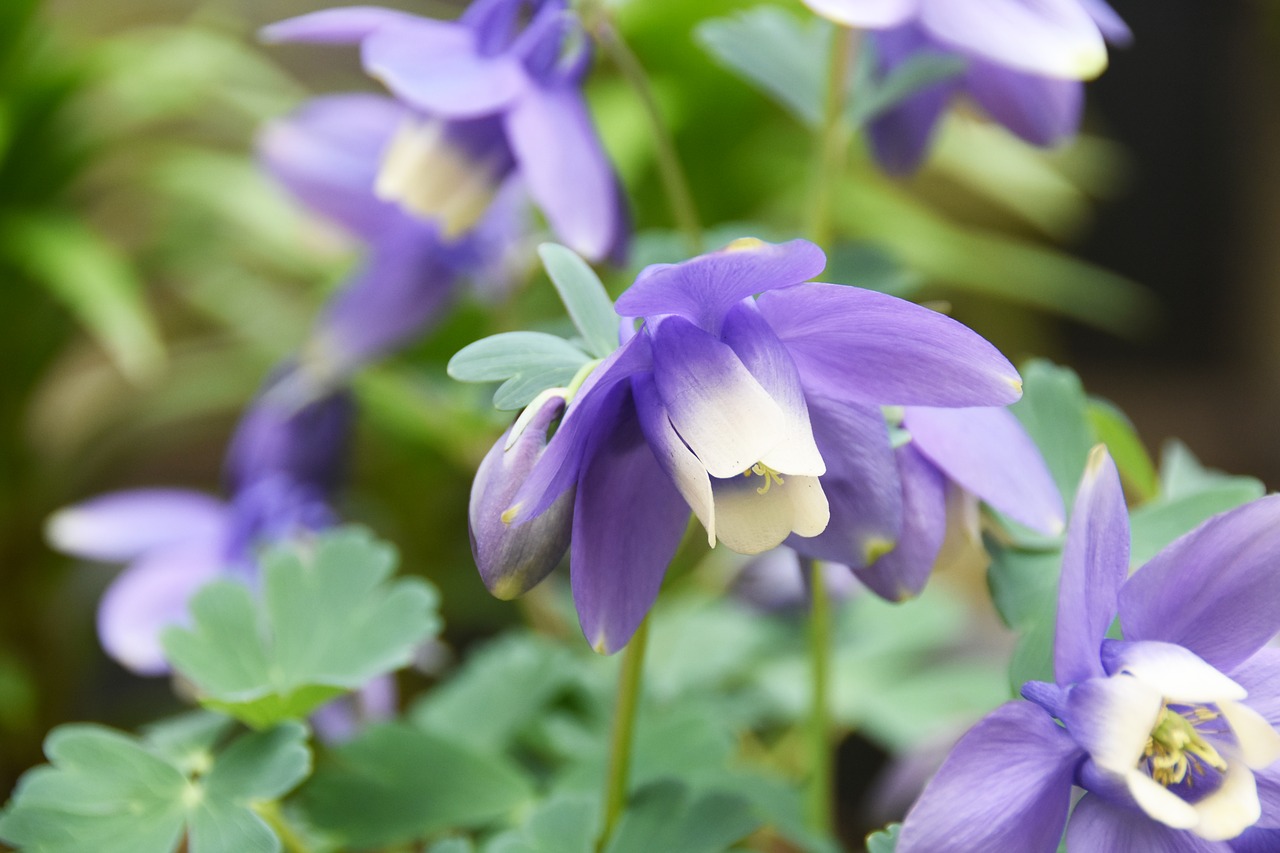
<box><xmin>254</xmin><ymin>800</ymin><xmax>311</xmax><ymax>853</ymax></box>
<box><xmin>597</xmin><ymin>616</ymin><xmax>652</xmax><ymax>851</ymax></box>
<box><xmin>580</xmin><ymin>3</ymin><xmax>704</xmax><ymax>253</ymax></box>
<box><xmin>804</xmin><ymin>558</ymin><xmax>834</xmax><ymax>835</ymax></box>
<box><xmin>807</xmin><ymin>25</ymin><xmax>858</xmax><ymax>248</ymax></box>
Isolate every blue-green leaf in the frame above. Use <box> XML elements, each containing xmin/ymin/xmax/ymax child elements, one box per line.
<box><xmin>484</xmin><ymin>795</ymin><xmax>597</xmax><ymax>853</ymax></box>
<box><xmin>538</xmin><ymin>243</ymin><xmax>619</xmax><ymax>358</ymax></box>
<box><xmin>448</xmin><ymin>331</ymin><xmax>591</xmax><ymax>411</ymax></box>
<box><xmin>604</xmin><ymin>780</ymin><xmax>759</xmax><ymax>853</ymax></box>
<box><xmin>867</xmin><ymin>823</ymin><xmax>901</xmax><ymax>853</ymax></box>
<box><xmin>162</xmin><ymin>528</ymin><xmax>441</xmax><ymax>729</ymax></box>
<box><xmin>849</xmin><ymin>51</ymin><xmax>966</xmax><ymax>127</ymax></box>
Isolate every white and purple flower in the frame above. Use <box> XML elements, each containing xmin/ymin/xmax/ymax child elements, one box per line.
<box><xmin>485</xmin><ymin>238</ymin><xmax>1023</xmax><ymax>652</ymax></box>
<box><xmin>897</xmin><ymin>447</ymin><xmax>1280</xmax><ymax>852</ymax></box>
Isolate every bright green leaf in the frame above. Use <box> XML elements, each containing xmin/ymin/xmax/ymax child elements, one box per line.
<box><xmin>538</xmin><ymin>243</ymin><xmax>619</xmax><ymax>358</ymax></box>
<box><xmin>448</xmin><ymin>331</ymin><xmax>590</xmax><ymax>411</ymax></box>
<box><xmin>1010</xmin><ymin>360</ymin><xmax>1094</xmax><ymax>511</ymax></box>
<box><xmin>604</xmin><ymin>780</ymin><xmax>759</xmax><ymax>853</ymax></box>
<box><xmin>867</xmin><ymin>823</ymin><xmax>901</xmax><ymax>853</ymax></box>
<box><xmin>301</xmin><ymin>723</ymin><xmax>533</xmax><ymax>848</ymax></box>
<box><xmin>1087</xmin><ymin>398</ymin><xmax>1158</xmax><ymax>503</ymax></box>
<box><xmin>696</xmin><ymin>7</ymin><xmax>828</xmax><ymax>127</ymax></box>
<box><xmin>163</xmin><ymin>528</ymin><xmax>441</xmax><ymax>728</ymax></box>
<box><xmin>0</xmin><ymin>722</ymin><xmax>310</xmax><ymax>853</ymax></box>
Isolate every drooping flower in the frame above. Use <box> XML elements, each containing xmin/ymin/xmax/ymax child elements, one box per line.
<box><xmin>496</xmin><ymin>238</ymin><xmax>1022</xmax><ymax>652</ymax></box>
<box><xmin>46</xmin><ymin>369</ymin><xmax>353</xmax><ymax>674</ymax></box>
<box><xmin>262</xmin><ymin>0</ymin><xmax>625</xmax><ymax>262</ymax></box>
<box><xmin>897</xmin><ymin>447</ymin><xmax>1280</xmax><ymax>852</ymax></box>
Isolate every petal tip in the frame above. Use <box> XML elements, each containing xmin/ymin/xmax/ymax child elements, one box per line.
<box><xmin>863</xmin><ymin>536</ymin><xmax>896</xmax><ymax>565</ymax></box>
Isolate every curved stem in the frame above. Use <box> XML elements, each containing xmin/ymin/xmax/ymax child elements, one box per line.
<box><xmin>581</xmin><ymin>3</ymin><xmax>704</xmax><ymax>254</ymax></box>
<box><xmin>597</xmin><ymin>616</ymin><xmax>652</xmax><ymax>851</ymax></box>
<box><xmin>807</xmin><ymin>25</ymin><xmax>858</xmax><ymax>248</ymax></box>
<box><xmin>804</xmin><ymin>558</ymin><xmax>834</xmax><ymax>835</ymax></box>
<box><xmin>254</xmin><ymin>800</ymin><xmax>311</xmax><ymax>853</ymax></box>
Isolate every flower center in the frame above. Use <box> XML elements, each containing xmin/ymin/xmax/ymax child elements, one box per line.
<box><xmin>742</xmin><ymin>463</ymin><xmax>786</xmax><ymax>495</ymax></box>
<box><xmin>1143</xmin><ymin>704</ymin><xmax>1228</xmax><ymax>790</ymax></box>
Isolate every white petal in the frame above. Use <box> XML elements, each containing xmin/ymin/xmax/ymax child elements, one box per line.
<box><xmin>1126</xmin><ymin>770</ymin><xmax>1199</xmax><ymax>830</ymax></box>
<box><xmin>1220</xmin><ymin>700</ymin><xmax>1280</xmax><ymax>770</ymax></box>
<box><xmin>801</xmin><ymin>0</ymin><xmax>919</xmax><ymax>28</ymax></box>
<box><xmin>1071</xmin><ymin>675</ymin><xmax>1164</xmax><ymax>774</ymax></box>
<box><xmin>712</xmin><ymin>474</ymin><xmax>829</xmax><ymax>555</ymax></box>
<box><xmin>1190</xmin><ymin>762</ymin><xmax>1261</xmax><ymax>841</ymax></box>
<box><xmin>648</xmin><ymin>407</ymin><xmax>717</xmax><ymax>547</ymax></box>
<box><xmin>1112</xmin><ymin>642</ymin><xmax>1248</xmax><ymax>704</ymax></box>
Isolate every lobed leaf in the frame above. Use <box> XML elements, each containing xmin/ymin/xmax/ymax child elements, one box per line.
<box><xmin>448</xmin><ymin>331</ymin><xmax>591</xmax><ymax>411</ymax></box>
<box><xmin>538</xmin><ymin>243</ymin><xmax>619</xmax><ymax>358</ymax></box>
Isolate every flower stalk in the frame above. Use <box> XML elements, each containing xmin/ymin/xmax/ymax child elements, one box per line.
<box><xmin>807</xmin><ymin>25</ymin><xmax>858</xmax><ymax>248</ymax></box>
<box><xmin>598</xmin><ymin>615</ymin><xmax>652</xmax><ymax>851</ymax></box>
<box><xmin>254</xmin><ymin>800</ymin><xmax>311</xmax><ymax>853</ymax></box>
<box><xmin>804</xmin><ymin>558</ymin><xmax>835</xmax><ymax>835</ymax></box>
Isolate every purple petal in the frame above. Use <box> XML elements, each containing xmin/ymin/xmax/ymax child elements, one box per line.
<box><xmin>1232</xmin><ymin>828</ymin><xmax>1280</xmax><ymax>853</ymax></box>
<box><xmin>865</xmin><ymin>25</ymin><xmax>960</xmax><ymax>175</ymax></box>
<box><xmin>503</xmin><ymin>84</ymin><xmax>622</xmax><ymax>262</ymax></box>
<box><xmin>257</xmin><ymin>94</ymin><xmax>407</xmax><ymax>240</ymax></box>
<box><xmin>786</xmin><ymin>395</ymin><xmax>903</xmax><ymax>569</ymax></box>
<box><xmin>362</xmin><ymin>22</ymin><xmax>526</xmax><ymax>118</ymax></box>
<box><xmin>800</xmin><ymin>0</ymin><xmax>919</xmax><ymax>28</ymax></box>
<box><xmin>855</xmin><ymin>444</ymin><xmax>947</xmax><ymax>600</ymax></box>
<box><xmin>964</xmin><ymin>60</ymin><xmax>1083</xmax><ymax>147</ymax></box>
<box><xmin>261</xmin><ymin>7</ymin><xmax>433</xmax><ymax>45</ymax></box>
<box><xmin>1079</xmin><ymin>0</ymin><xmax>1133</xmax><ymax>46</ymax></box>
<box><xmin>1055</xmin><ymin>447</ymin><xmax>1129</xmax><ymax>685</ymax></box>
<box><xmin>615</xmin><ymin>240</ymin><xmax>826</xmax><ymax>333</ymax></box>
<box><xmin>904</xmin><ymin>406</ymin><xmax>1064</xmax><ymax>535</ymax></box>
<box><xmin>897</xmin><ymin>701</ymin><xmax>1081</xmax><ymax>853</ymax></box>
<box><xmin>1118</xmin><ymin>494</ymin><xmax>1280</xmax><ymax>674</ymax></box>
<box><xmin>1252</xmin><ymin>768</ymin><xmax>1280</xmax><ymax>830</ymax></box>
<box><xmin>510</xmin><ymin>332</ymin><xmax>652</xmax><ymax>522</ymax></box>
<box><xmin>98</xmin><ymin>544</ymin><xmax>225</xmax><ymax>675</ymax></box>
<box><xmin>919</xmin><ymin>0</ymin><xmax>1109</xmax><ymax>80</ymax></box>
<box><xmin>1066</xmin><ymin>794</ymin><xmax>1230</xmax><ymax>852</ymax></box>
<box><xmin>1228</xmin><ymin>649</ymin><xmax>1280</xmax><ymax>729</ymax></box>
<box><xmin>756</xmin><ymin>283</ymin><xmax>1022</xmax><ymax>407</ymax></box>
<box><xmin>570</xmin><ymin>395</ymin><xmax>689</xmax><ymax>653</ymax></box>
<box><xmin>47</xmin><ymin>489</ymin><xmax>227</xmax><ymax>562</ymax></box>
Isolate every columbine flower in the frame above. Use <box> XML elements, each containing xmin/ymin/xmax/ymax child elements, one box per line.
<box><xmin>801</xmin><ymin>0</ymin><xmax>1130</xmax><ymax>80</ymax></box>
<box><xmin>897</xmin><ymin>447</ymin><xmax>1280</xmax><ymax>852</ymax></box>
<box><xmin>45</xmin><ymin>370</ymin><xmax>352</xmax><ymax>674</ymax></box>
<box><xmin>502</xmin><ymin>238</ymin><xmax>1022</xmax><ymax>652</ymax></box>
<box><xmin>258</xmin><ymin>93</ymin><xmax>527</xmax><ymax>376</ymax></box>
<box><xmin>262</xmin><ymin>0</ymin><xmax>624</xmax><ymax>262</ymax></box>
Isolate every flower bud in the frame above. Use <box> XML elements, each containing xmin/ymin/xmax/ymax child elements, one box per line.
<box><xmin>469</xmin><ymin>394</ymin><xmax>574</xmax><ymax>599</ymax></box>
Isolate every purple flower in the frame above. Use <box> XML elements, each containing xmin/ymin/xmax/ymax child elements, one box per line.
<box><xmin>500</xmin><ymin>238</ymin><xmax>1022</xmax><ymax>652</ymax></box>
<box><xmin>46</xmin><ymin>371</ymin><xmax>353</xmax><ymax>674</ymax></box>
<box><xmin>802</xmin><ymin>0</ymin><xmax>1130</xmax><ymax>80</ymax></box>
<box><xmin>258</xmin><ymin>94</ymin><xmax>525</xmax><ymax>375</ymax></box>
<box><xmin>897</xmin><ymin>447</ymin><xmax>1280</xmax><ymax>852</ymax></box>
<box><xmin>262</xmin><ymin>0</ymin><xmax>625</xmax><ymax>262</ymax></box>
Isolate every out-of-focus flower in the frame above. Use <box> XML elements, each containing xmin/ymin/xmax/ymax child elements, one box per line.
<box><xmin>262</xmin><ymin>0</ymin><xmax>625</xmax><ymax>262</ymax></box>
<box><xmin>311</xmin><ymin>674</ymin><xmax>398</xmax><ymax>744</ymax></box>
<box><xmin>802</xmin><ymin>0</ymin><xmax>1130</xmax><ymax>80</ymax></box>
<box><xmin>730</xmin><ymin>549</ymin><xmax>861</xmax><ymax>614</ymax></box>
<box><xmin>469</xmin><ymin>393</ymin><xmax>575</xmax><ymax>599</ymax></box>
<box><xmin>897</xmin><ymin>448</ymin><xmax>1280</xmax><ymax>852</ymax></box>
<box><xmin>46</xmin><ymin>370</ymin><xmax>353</xmax><ymax>674</ymax></box>
<box><xmin>500</xmin><ymin>237</ymin><xmax>1022</xmax><ymax>652</ymax></box>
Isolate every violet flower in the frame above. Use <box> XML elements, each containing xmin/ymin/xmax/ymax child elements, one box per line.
<box><xmin>45</xmin><ymin>371</ymin><xmax>353</xmax><ymax>675</ymax></box>
<box><xmin>499</xmin><ymin>238</ymin><xmax>1022</xmax><ymax>652</ymax></box>
<box><xmin>897</xmin><ymin>447</ymin><xmax>1280</xmax><ymax>852</ymax></box>
<box><xmin>262</xmin><ymin>0</ymin><xmax>625</xmax><ymax>263</ymax></box>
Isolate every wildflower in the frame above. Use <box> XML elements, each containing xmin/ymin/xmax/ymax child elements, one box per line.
<box><xmin>897</xmin><ymin>447</ymin><xmax>1280</xmax><ymax>852</ymax></box>
<box><xmin>262</xmin><ymin>0</ymin><xmax>624</xmax><ymax>262</ymax></box>
<box><xmin>503</xmin><ymin>238</ymin><xmax>1021</xmax><ymax>651</ymax></box>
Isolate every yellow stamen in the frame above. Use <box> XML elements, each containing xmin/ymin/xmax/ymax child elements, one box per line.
<box><xmin>1142</xmin><ymin>705</ymin><xmax>1227</xmax><ymax>787</ymax></box>
<box><xmin>743</xmin><ymin>462</ymin><xmax>785</xmax><ymax>495</ymax></box>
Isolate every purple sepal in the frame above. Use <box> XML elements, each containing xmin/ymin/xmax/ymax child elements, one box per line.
<box><xmin>854</xmin><ymin>444</ymin><xmax>946</xmax><ymax>601</ymax></box>
<box><xmin>1066</xmin><ymin>794</ymin><xmax>1229</xmax><ymax>852</ymax></box>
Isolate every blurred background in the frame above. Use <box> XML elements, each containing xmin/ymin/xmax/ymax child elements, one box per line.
<box><xmin>3</xmin><ymin>0</ymin><xmax>1280</xmax><ymax>824</ymax></box>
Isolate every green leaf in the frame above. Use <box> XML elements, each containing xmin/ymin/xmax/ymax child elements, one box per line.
<box><xmin>1087</xmin><ymin>398</ymin><xmax>1158</xmax><ymax>503</ymax></box>
<box><xmin>823</xmin><ymin>242</ymin><xmax>923</xmax><ymax>298</ymax></box>
<box><xmin>163</xmin><ymin>528</ymin><xmax>441</xmax><ymax>728</ymax></box>
<box><xmin>301</xmin><ymin>723</ymin><xmax>533</xmax><ymax>849</ymax></box>
<box><xmin>1129</xmin><ymin>482</ymin><xmax>1265</xmax><ymax>568</ymax></box>
<box><xmin>987</xmin><ymin>547</ymin><xmax>1061</xmax><ymax>631</ymax></box>
<box><xmin>604</xmin><ymin>780</ymin><xmax>759</xmax><ymax>853</ymax></box>
<box><xmin>866</xmin><ymin>823</ymin><xmax>901</xmax><ymax>853</ymax></box>
<box><xmin>484</xmin><ymin>795</ymin><xmax>597</xmax><ymax>853</ymax></box>
<box><xmin>1158</xmin><ymin>440</ymin><xmax>1262</xmax><ymax>501</ymax></box>
<box><xmin>538</xmin><ymin>243</ymin><xmax>619</xmax><ymax>358</ymax></box>
<box><xmin>695</xmin><ymin>7</ymin><xmax>828</xmax><ymax>127</ymax></box>
<box><xmin>432</xmin><ymin>840</ymin><xmax>478</xmax><ymax>853</ymax></box>
<box><xmin>848</xmin><ymin>51</ymin><xmax>966</xmax><ymax>127</ymax></box>
<box><xmin>2</xmin><ymin>213</ymin><xmax>164</xmax><ymax>382</ymax></box>
<box><xmin>1009</xmin><ymin>360</ymin><xmax>1094</xmax><ymax>512</ymax></box>
<box><xmin>140</xmin><ymin>710</ymin><xmax>235</xmax><ymax>774</ymax></box>
<box><xmin>448</xmin><ymin>331</ymin><xmax>591</xmax><ymax>411</ymax></box>
<box><xmin>0</xmin><ymin>722</ymin><xmax>310</xmax><ymax>853</ymax></box>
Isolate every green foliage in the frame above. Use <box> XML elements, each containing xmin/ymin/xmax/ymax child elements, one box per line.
<box><xmin>485</xmin><ymin>795</ymin><xmax>597</xmax><ymax>853</ymax></box>
<box><xmin>538</xmin><ymin>243</ymin><xmax>620</xmax><ymax>358</ymax></box>
<box><xmin>1086</xmin><ymin>398</ymin><xmax>1159</xmax><ymax>502</ymax></box>
<box><xmin>0</xmin><ymin>721</ymin><xmax>310</xmax><ymax>853</ymax></box>
<box><xmin>300</xmin><ymin>723</ymin><xmax>534</xmax><ymax>849</ymax></box>
<box><xmin>163</xmin><ymin>529</ymin><xmax>441</xmax><ymax>729</ymax></box>
<box><xmin>448</xmin><ymin>331</ymin><xmax>593</xmax><ymax>411</ymax></box>
<box><xmin>867</xmin><ymin>823</ymin><xmax>901</xmax><ymax>853</ymax></box>
<box><xmin>846</xmin><ymin>51</ymin><xmax>967</xmax><ymax>127</ymax></box>
<box><xmin>603</xmin><ymin>780</ymin><xmax>759</xmax><ymax>853</ymax></box>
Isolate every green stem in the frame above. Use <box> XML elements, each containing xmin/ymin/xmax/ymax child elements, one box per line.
<box><xmin>597</xmin><ymin>616</ymin><xmax>652</xmax><ymax>851</ymax></box>
<box><xmin>254</xmin><ymin>800</ymin><xmax>311</xmax><ymax>853</ymax></box>
<box><xmin>807</xmin><ymin>25</ymin><xmax>858</xmax><ymax>248</ymax></box>
<box><xmin>581</xmin><ymin>3</ymin><xmax>704</xmax><ymax>253</ymax></box>
<box><xmin>804</xmin><ymin>558</ymin><xmax>834</xmax><ymax>835</ymax></box>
